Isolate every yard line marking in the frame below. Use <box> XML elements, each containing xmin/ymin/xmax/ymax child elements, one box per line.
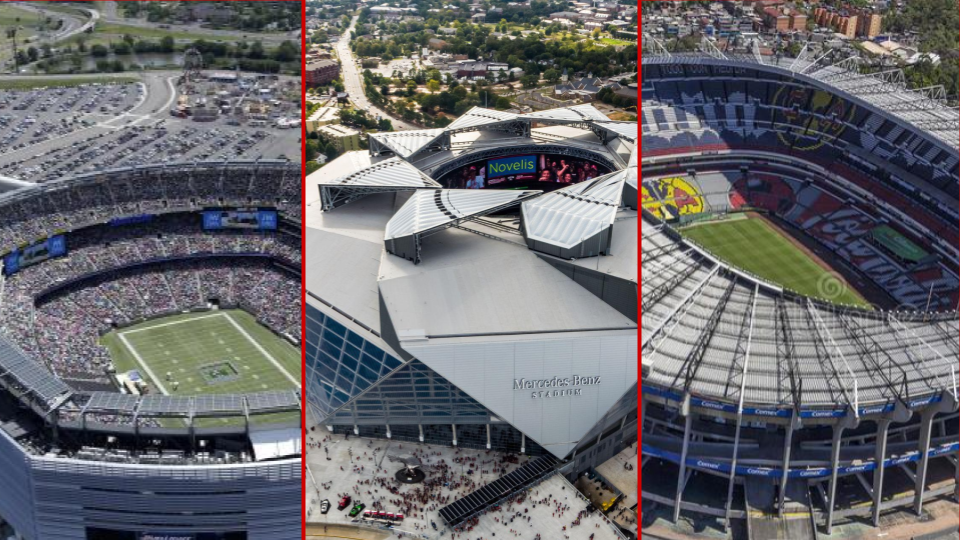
<box><xmin>120</xmin><ymin>312</ymin><xmax>223</xmax><ymax>335</ymax></box>
<box><xmin>118</xmin><ymin>332</ymin><xmax>170</xmax><ymax>395</ymax></box>
<box><xmin>222</xmin><ymin>312</ymin><xmax>300</xmax><ymax>388</ymax></box>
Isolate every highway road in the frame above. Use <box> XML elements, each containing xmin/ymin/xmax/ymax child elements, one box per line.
<box><xmin>335</xmin><ymin>15</ymin><xmax>417</xmax><ymax>131</ymax></box>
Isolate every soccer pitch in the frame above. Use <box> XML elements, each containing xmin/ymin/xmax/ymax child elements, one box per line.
<box><xmin>101</xmin><ymin>310</ymin><xmax>300</xmax><ymax>425</ymax></box>
<box><xmin>679</xmin><ymin>215</ymin><xmax>872</xmax><ymax>309</ymax></box>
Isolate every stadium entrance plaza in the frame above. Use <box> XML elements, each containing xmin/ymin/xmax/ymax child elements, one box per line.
<box><xmin>305</xmin><ymin>430</ymin><xmax>628</xmax><ymax>539</ymax></box>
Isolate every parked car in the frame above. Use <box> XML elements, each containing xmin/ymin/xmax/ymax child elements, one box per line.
<box><xmin>337</xmin><ymin>495</ymin><xmax>351</xmax><ymax>510</ymax></box>
<box><xmin>320</xmin><ymin>499</ymin><xmax>330</xmax><ymax>514</ymax></box>
<box><xmin>349</xmin><ymin>503</ymin><xmax>366</xmax><ymax>517</ymax></box>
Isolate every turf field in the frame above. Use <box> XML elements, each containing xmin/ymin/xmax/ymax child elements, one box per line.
<box><xmin>101</xmin><ymin>309</ymin><xmax>300</xmax><ymax>426</ymax></box>
<box><xmin>679</xmin><ymin>215</ymin><xmax>872</xmax><ymax>308</ymax></box>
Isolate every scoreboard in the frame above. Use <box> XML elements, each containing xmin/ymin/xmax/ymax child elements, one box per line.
<box><xmin>202</xmin><ymin>208</ymin><xmax>278</xmax><ymax>231</ymax></box>
<box><xmin>2</xmin><ymin>235</ymin><xmax>67</xmax><ymax>276</ymax></box>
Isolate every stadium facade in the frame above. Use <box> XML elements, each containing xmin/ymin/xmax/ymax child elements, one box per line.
<box><xmin>640</xmin><ymin>40</ymin><xmax>959</xmax><ymax>537</ymax></box>
<box><xmin>0</xmin><ymin>162</ymin><xmax>302</xmax><ymax>540</ymax></box>
<box><xmin>305</xmin><ymin>105</ymin><xmax>639</xmax><ymax>495</ymax></box>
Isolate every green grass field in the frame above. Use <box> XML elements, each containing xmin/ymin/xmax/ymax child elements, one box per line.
<box><xmin>101</xmin><ymin>310</ymin><xmax>300</xmax><ymax>426</ymax></box>
<box><xmin>679</xmin><ymin>215</ymin><xmax>872</xmax><ymax>309</ymax></box>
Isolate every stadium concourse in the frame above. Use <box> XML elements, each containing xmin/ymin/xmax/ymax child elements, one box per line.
<box><xmin>305</xmin><ymin>104</ymin><xmax>638</xmax><ymax>537</ymax></box>
<box><xmin>640</xmin><ymin>40</ymin><xmax>960</xmax><ymax>540</ymax></box>
<box><xmin>0</xmin><ymin>162</ymin><xmax>302</xmax><ymax>540</ymax></box>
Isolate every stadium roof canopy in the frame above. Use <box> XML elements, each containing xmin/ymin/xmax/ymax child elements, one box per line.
<box><xmin>385</xmin><ymin>189</ymin><xmax>541</xmax><ymax>263</ymax></box>
<box><xmin>446</xmin><ymin>107</ymin><xmax>519</xmax><ymax>130</ymax></box>
<box><xmin>368</xmin><ymin>128</ymin><xmax>447</xmax><ymax>158</ymax></box>
<box><xmin>0</xmin><ymin>336</ymin><xmax>71</xmax><ymax>407</ymax></box>
<box><xmin>316</xmin><ymin>156</ymin><xmax>442</xmax><ymax>211</ymax></box>
<box><xmin>521</xmin><ymin>170</ymin><xmax>625</xmax><ymax>256</ymax></box>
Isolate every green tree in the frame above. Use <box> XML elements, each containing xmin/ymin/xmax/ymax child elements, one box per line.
<box><xmin>426</xmin><ymin>79</ymin><xmax>441</xmax><ymax>93</ymax></box>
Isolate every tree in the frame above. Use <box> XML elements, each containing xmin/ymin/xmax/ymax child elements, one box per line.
<box><xmin>543</xmin><ymin>68</ymin><xmax>559</xmax><ymax>83</ymax></box>
<box><xmin>90</xmin><ymin>44</ymin><xmax>109</xmax><ymax>57</ymax></box>
<box><xmin>426</xmin><ymin>79</ymin><xmax>441</xmax><ymax>93</ymax></box>
<box><xmin>26</xmin><ymin>47</ymin><xmax>38</xmax><ymax>63</ymax></box>
<box><xmin>406</xmin><ymin>80</ymin><xmax>418</xmax><ymax>95</ymax></box>
<box><xmin>494</xmin><ymin>96</ymin><xmax>511</xmax><ymax>109</ymax></box>
<box><xmin>520</xmin><ymin>74</ymin><xmax>539</xmax><ymax>88</ymax></box>
<box><xmin>159</xmin><ymin>35</ymin><xmax>175</xmax><ymax>53</ymax></box>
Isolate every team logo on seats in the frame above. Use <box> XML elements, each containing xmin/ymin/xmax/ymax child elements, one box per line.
<box><xmin>774</xmin><ymin>88</ymin><xmax>854</xmax><ymax>151</ymax></box>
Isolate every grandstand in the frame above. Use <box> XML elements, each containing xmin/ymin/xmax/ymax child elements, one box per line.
<box><xmin>0</xmin><ymin>162</ymin><xmax>301</xmax><ymax>540</ymax></box>
<box><xmin>640</xmin><ymin>38</ymin><xmax>959</xmax><ymax>540</ymax></box>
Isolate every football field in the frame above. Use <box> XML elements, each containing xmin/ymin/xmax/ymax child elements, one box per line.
<box><xmin>679</xmin><ymin>214</ymin><xmax>871</xmax><ymax>309</ymax></box>
<box><xmin>101</xmin><ymin>310</ymin><xmax>300</xmax><ymax>425</ymax></box>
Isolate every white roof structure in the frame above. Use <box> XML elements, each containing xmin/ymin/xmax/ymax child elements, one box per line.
<box><xmin>521</xmin><ymin>170</ymin><xmax>625</xmax><ymax>250</ymax></box>
<box><xmin>385</xmin><ymin>189</ymin><xmax>540</xmax><ymax>241</ymax></box>
<box><xmin>318</xmin><ymin>156</ymin><xmax>440</xmax><ymax>189</ymax></box>
<box><xmin>368</xmin><ymin>128</ymin><xmax>446</xmax><ymax>157</ymax></box>
<box><xmin>524</xmin><ymin>103</ymin><xmax>610</xmax><ymax>122</ymax></box>
<box><xmin>592</xmin><ymin>120</ymin><xmax>638</xmax><ymax>142</ymax></box>
<box><xmin>446</xmin><ymin>107</ymin><xmax>519</xmax><ymax>130</ymax></box>
<box><xmin>316</xmin><ymin>157</ymin><xmax>442</xmax><ymax>210</ymax></box>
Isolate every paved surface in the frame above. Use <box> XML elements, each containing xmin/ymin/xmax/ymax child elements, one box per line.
<box><xmin>335</xmin><ymin>15</ymin><xmax>417</xmax><ymax>131</ymax></box>
<box><xmin>0</xmin><ymin>70</ymin><xmax>299</xmax><ymax>181</ymax></box>
<box><xmin>305</xmin><ymin>430</ymin><xmax>625</xmax><ymax>540</ymax></box>
<box><xmin>594</xmin><ymin>443</ymin><xmax>639</xmax><ymax>535</ymax></box>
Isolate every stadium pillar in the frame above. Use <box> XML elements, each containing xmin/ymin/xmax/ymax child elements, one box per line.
<box><xmin>777</xmin><ymin>411</ymin><xmax>800</xmax><ymax>518</ymax></box>
<box><xmin>418</xmin><ymin>424</ymin><xmax>424</xmax><ymax>442</ymax></box>
<box><xmin>673</xmin><ymin>410</ymin><xmax>693</xmax><ymax>523</ymax></box>
<box><xmin>386</xmin><ymin>425</ymin><xmax>391</xmax><ymax>439</ymax></box>
<box><xmin>871</xmin><ymin>418</ymin><xmax>892</xmax><ymax>527</ymax></box>
<box><xmin>452</xmin><ymin>424</ymin><xmax>457</xmax><ymax>446</ymax></box>
<box><xmin>486</xmin><ymin>424</ymin><xmax>491</xmax><ymax>450</ymax></box>
<box><xmin>914</xmin><ymin>395</ymin><xmax>956</xmax><ymax>515</ymax></box>
<box><xmin>826</xmin><ymin>412</ymin><xmax>859</xmax><ymax>535</ymax></box>
<box><xmin>521</xmin><ymin>433</ymin><xmax>526</xmax><ymax>454</ymax></box>
<box><xmin>872</xmin><ymin>400</ymin><xmax>911</xmax><ymax>526</ymax></box>
<box><xmin>723</xmin><ymin>410</ymin><xmax>744</xmax><ymax>532</ymax></box>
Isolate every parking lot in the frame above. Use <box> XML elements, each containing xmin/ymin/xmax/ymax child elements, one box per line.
<box><xmin>0</xmin><ymin>72</ymin><xmax>300</xmax><ymax>182</ymax></box>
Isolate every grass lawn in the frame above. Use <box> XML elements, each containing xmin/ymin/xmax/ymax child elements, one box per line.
<box><xmin>101</xmin><ymin>309</ymin><xmax>300</xmax><ymax>427</ymax></box>
<box><xmin>92</xmin><ymin>22</ymin><xmax>232</xmax><ymax>42</ymax></box>
<box><xmin>0</xmin><ymin>75</ymin><xmax>139</xmax><ymax>90</ymax></box>
<box><xmin>0</xmin><ymin>4</ymin><xmax>44</xmax><ymax>27</ymax></box>
<box><xmin>679</xmin><ymin>215</ymin><xmax>872</xmax><ymax>308</ymax></box>
<box><xmin>600</xmin><ymin>38</ymin><xmax>634</xmax><ymax>46</ymax></box>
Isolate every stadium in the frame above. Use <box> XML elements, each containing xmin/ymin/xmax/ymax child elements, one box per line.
<box><xmin>0</xmin><ymin>162</ymin><xmax>302</xmax><ymax>540</ymax></box>
<box><xmin>640</xmin><ymin>39</ymin><xmax>959</xmax><ymax>539</ymax></box>
<box><xmin>305</xmin><ymin>104</ymin><xmax>639</xmax><ymax>536</ymax></box>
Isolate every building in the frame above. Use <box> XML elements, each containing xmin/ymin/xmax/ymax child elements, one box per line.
<box><xmin>307</xmin><ymin>106</ymin><xmax>341</xmax><ymax>132</ymax></box>
<box><xmin>814</xmin><ymin>6</ymin><xmax>879</xmax><ymax>38</ymax></box>
<box><xmin>305</xmin><ymin>59</ymin><xmax>340</xmax><ymax>87</ymax></box>
<box><xmin>306</xmin><ymin>105</ymin><xmax>639</xmax><ymax>496</ymax></box>
<box><xmin>318</xmin><ymin>124</ymin><xmax>361</xmax><ymax>152</ymax></box>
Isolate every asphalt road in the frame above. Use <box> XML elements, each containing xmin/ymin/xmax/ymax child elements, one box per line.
<box><xmin>335</xmin><ymin>15</ymin><xmax>417</xmax><ymax>131</ymax></box>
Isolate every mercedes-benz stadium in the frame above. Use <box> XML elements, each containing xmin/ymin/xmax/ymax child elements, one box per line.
<box><xmin>640</xmin><ymin>40</ymin><xmax>959</xmax><ymax>539</ymax></box>
<box><xmin>305</xmin><ymin>104</ymin><xmax>639</xmax><ymax>527</ymax></box>
<box><xmin>0</xmin><ymin>162</ymin><xmax>302</xmax><ymax>540</ymax></box>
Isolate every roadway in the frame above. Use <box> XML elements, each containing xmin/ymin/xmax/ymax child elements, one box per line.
<box><xmin>335</xmin><ymin>15</ymin><xmax>417</xmax><ymax>131</ymax></box>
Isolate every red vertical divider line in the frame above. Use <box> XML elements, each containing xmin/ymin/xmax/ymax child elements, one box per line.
<box><xmin>636</xmin><ymin>1</ymin><xmax>642</xmax><ymax>537</ymax></box>
<box><xmin>300</xmin><ymin>0</ymin><xmax>307</xmax><ymax>537</ymax></box>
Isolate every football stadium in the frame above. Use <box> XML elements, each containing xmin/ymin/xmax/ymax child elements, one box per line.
<box><xmin>0</xmin><ymin>162</ymin><xmax>302</xmax><ymax>540</ymax></box>
<box><xmin>305</xmin><ymin>104</ymin><xmax>639</xmax><ymax>538</ymax></box>
<box><xmin>640</xmin><ymin>39</ymin><xmax>959</xmax><ymax>539</ymax></box>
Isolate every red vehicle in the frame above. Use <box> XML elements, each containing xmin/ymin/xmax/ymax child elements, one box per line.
<box><xmin>337</xmin><ymin>495</ymin><xmax>351</xmax><ymax>510</ymax></box>
<box><xmin>395</xmin><ymin>513</ymin><xmax>404</xmax><ymax>521</ymax></box>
